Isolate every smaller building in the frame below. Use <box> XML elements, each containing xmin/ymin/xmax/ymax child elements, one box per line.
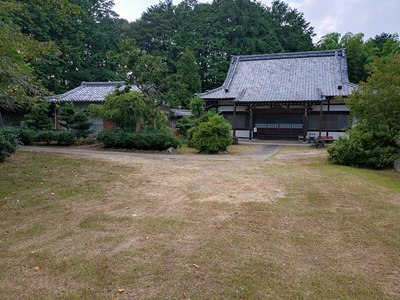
<box><xmin>48</xmin><ymin>81</ymin><xmax>136</xmax><ymax>132</ymax></box>
<box><xmin>169</xmin><ymin>109</ymin><xmax>192</xmax><ymax>131</ymax></box>
<box><xmin>48</xmin><ymin>81</ymin><xmax>189</xmax><ymax>132</ymax></box>
<box><xmin>198</xmin><ymin>49</ymin><xmax>356</xmax><ymax>140</ymax></box>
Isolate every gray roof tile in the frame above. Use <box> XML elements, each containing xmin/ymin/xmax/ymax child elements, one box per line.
<box><xmin>48</xmin><ymin>82</ymin><xmax>139</xmax><ymax>102</ymax></box>
<box><xmin>198</xmin><ymin>49</ymin><xmax>356</xmax><ymax>102</ymax></box>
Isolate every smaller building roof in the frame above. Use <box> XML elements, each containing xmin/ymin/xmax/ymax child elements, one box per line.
<box><xmin>170</xmin><ymin>109</ymin><xmax>192</xmax><ymax>117</ymax></box>
<box><xmin>48</xmin><ymin>82</ymin><xmax>139</xmax><ymax>103</ymax></box>
<box><xmin>198</xmin><ymin>49</ymin><xmax>356</xmax><ymax>103</ymax></box>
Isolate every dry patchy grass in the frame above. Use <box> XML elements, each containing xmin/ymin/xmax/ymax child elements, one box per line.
<box><xmin>0</xmin><ymin>150</ymin><xmax>399</xmax><ymax>299</ymax></box>
<box><xmin>177</xmin><ymin>143</ymin><xmax>261</xmax><ymax>155</ymax></box>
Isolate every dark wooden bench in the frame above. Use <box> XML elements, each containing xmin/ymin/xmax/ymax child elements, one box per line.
<box><xmin>315</xmin><ymin>136</ymin><xmax>334</xmax><ymax>148</ymax></box>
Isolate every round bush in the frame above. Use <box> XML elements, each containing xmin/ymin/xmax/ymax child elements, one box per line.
<box><xmin>328</xmin><ymin>129</ymin><xmax>399</xmax><ymax>169</ymax></box>
<box><xmin>191</xmin><ymin>114</ymin><xmax>232</xmax><ymax>153</ymax></box>
<box><xmin>0</xmin><ymin>129</ymin><xmax>18</xmax><ymax>162</ymax></box>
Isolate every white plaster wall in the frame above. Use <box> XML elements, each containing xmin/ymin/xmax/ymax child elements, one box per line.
<box><xmin>310</xmin><ymin>104</ymin><xmax>349</xmax><ymax>112</ymax></box>
<box><xmin>218</xmin><ymin>105</ymin><xmax>248</xmax><ymax>112</ymax></box>
<box><xmin>233</xmin><ymin>130</ymin><xmax>250</xmax><ymax>138</ymax></box>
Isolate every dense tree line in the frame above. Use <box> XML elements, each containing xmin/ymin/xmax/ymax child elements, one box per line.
<box><xmin>1</xmin><ymin>0</ymin><xmax>399</xmax><ymax>112</ymax></box>
<box><xmin>131</xmin><ymin>0</ymin><xmax>314</xmax><ymax>91</ymax></box>
<box><xmin>316</xmin><ymin>32</ymin><xmax>400</xmax><ymax>83</ymax></box>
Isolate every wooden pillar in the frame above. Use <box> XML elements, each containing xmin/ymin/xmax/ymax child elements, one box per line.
<box><xmin>249</xmin><ymin>105</ymin><xmax>253</xmax><ymax>140</ymax></box>
<box><xmin>318</xmin><ymin>100</ymin><xmax>323</xmax><ymax>138</ymax></box>
<box><xmin>54</xmin><ymin>104</ymin><xmax>58</xmax><ymax>129</ymax></box>
<box><xmin>303</xmin><ymin>104</ymin><xmax>308</xmax><ymax>140</ymax></box>
<box><xmin>233</xmin><ymin>101</ymin><xmax>237</xmax><ymax>138</ymax></box>
<box><xmin>326</xmin><ymin>98</ymin><xmax>331</xmax><ymax>137</ymax></box>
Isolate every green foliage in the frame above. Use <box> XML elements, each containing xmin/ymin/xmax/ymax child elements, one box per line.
<box><xmin>0</xmin><ymin>129</ymin><xmax>18</xmax><ymax>162</ymax></box>
<box><xmin>329</xmin><ymin>53</ymin><xmax>400</xmax><ymax>169</ymax></box>
<box><xmin>10</xmin><ymin>0</ymin><xmax>126</xmax><ymax>94</ymax></box>
<box><xmin>138</xmin><ymin>128</ymin><xmax>181</xmax><ymax>150</ymax></box>
<box><xmin>117</xmin><ymin>39</ymin><xmax>168</xmax><ymax>104</ymax></box>
<box><xmin>176</xmin><ymin>116</ymin><xmax>198</xmax><ymax>140</ymax></box>
<box><xmin>131</xmin><ymin>0</ymin><xmax>313</xmax><ymax>91</ymax></box>
<box><xmin>97</xmin><ymin>128</ymin><xmax>181</xmax><ymax>151</ymax></box>
<box><xmin>347</xmin><ymin>53</ymin><xmax>400</xmax><ymax>136</ymax></box>
<box><xmin>0</xmin><ymin>5</ymin><xmax>55</xmax><ymax>110</ymax></box>
<box><xmin>90</xmin><ymin>90</ymin><xmax>148</xmax><ymax>131</ymax></box>
<box><xmin>328</xmin><ymin>128</ymin><xmax>399</xmax><ymax>169</ymax></box>
<box><xmin>165</xmin><ymin>49</ymin><xmax>202</xmax><ymax>108</ymax></box>
<box><xmin>345</xmin><ymin>33</ymin><xmax>368</xmax><ymax>83</ymax></box>
<box><xmin>316</xmin><ymin>32</ymin><xmax>400</xmax><ymax>83</ymax></box>
<box><xmin>176</xmin><ymin>110</ymin><xmax>216</xmax><ymax>146</ymax></box>
<box><xmin>70</xmin><ymin>110</ymin><xmax>91</xmax><ymax>139</ymax></box>
<box><xmin>191</xmin><ymin>114</ymin><xmax>232</xmax><ymax>153</ymax></box>
<box><xmin>55</xmin><ymin>130</ymin><xmax>75</xmax><ymax>145</ymax></box>
<box><xmin>177</xmin><ymin>49</ymin><xmax>202</xmax><ymax>94</ymax></box>
<box><xmin>35</xmin><ymin>130</ymin><xmax>57</xmax><ymax>144</ymax></box>
<box><xmin>268</xmin><ymin>0</ymin><xmax>314</xmax><ymax>52</ymax></box>
<box><xmin>24</xmin><ymin>102</ymin><xmax>53</xmax><ymax>130</ymax></box>
<box><xmin>59</xmin><ymin>103</ymin><xmax>91</xmax><ymax>138</ymax></box>
<box><xmin>29</xmin><ymin>129</ymin><xmax>76</xmax><ymax>145</ymax></box>
<box><xmin>59</xmin><ymin>103</ymin><xmax>76</xmax><ymax>129</ymax></box>
<box><xmin>16</xmin><ymin>128</ymin><xmax>37</xmax><ymax>145</ymax></box>
<box><xmin>190</xmin><ymin>97</ymin><xmax>205</xmax><ymax>117</ymax></box>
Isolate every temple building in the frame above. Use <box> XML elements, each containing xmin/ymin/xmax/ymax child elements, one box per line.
<box><xmin>198</xmin><ymin>49</ymin><xmax>356</xmax><ymax>140</ymax></box>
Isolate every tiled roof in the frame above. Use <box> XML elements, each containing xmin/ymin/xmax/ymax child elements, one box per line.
<box><xmin>48</xmin><ymin>82</ymin><xmax>140</xmax><ymax>102</ymax></box>
<box><xmin>198</xmin><ymin>49</ymin><xmax>356</xmax><ymax>103</ymax></box>
<box><xmin>170</xmin><ymin>109</ymin><xmax>192</xmax><ymax>117</ymax></box>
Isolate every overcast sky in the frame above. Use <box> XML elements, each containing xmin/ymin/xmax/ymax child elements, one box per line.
<box><xmin>113</xmin><ymin>0</ymin><xmax>400</xmax><ymax>42</ymax></box>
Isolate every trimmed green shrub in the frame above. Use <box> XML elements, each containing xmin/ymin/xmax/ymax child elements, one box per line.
<box><xmin>139</xmin><ymin>128</ymin><xmax>181</xmax><ymax>150</ymax></box>
<box><xmin>17</xmin><ymin>128</ymin><xmax>37</xmax><ymax>145</ymax></box>
<box><xmin>56</xmin><ymin>130</ymin><xmax>76</xmax><ymax>145</ymax></box>
<box><xmin>71</xmin><ymin>110</ymin><xmax>92</xmax><ymax>139</ymax></box>
<box><xmin>0</xmin><ymin>129</ymin><xmax>18</xmax><ymax>162</ymax></box>
<box><xmin>328</xmin><ymin>128</ymin><xmax>400</xmax><ymax>169</ymax></box>
<box><xmin>191</xmin><ymin>114</ymin><xmax>232</xmax><ymax>153</ymax></box>
<box><xmin>35</xmin><ymin>130</ymin><xmax>57</xmax><ymax>144</ymax></box>
<box><xmin>97</xmin><ymin>128</ymin><xmax>181</xmax><ymax>151</ymax></box>
<box><xmin>97</xmin><ymin>131</ymin><xmax>135</xmax><ymax>148</ymax></box>
<box><xmin>24</xmin><ymin>102</ymin><xmax>53</xmax><ymax>130</ymax></box>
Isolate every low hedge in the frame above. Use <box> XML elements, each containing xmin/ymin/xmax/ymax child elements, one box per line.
<box><xmin>97</xmin><ymin>128</ymin><xmax>181</xmax><ymax>151</ymax></box>
<box><xmin>0</xmin><ymin>129</ymin><xmax>18</xmax><ymax>162</ymax></box>
<box><xmin>14</xmin><ymin>128</ymin><xmax>76</xmax><ymax>146</ymax></box>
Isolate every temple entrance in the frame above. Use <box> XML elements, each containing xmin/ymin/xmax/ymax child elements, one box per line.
<box><xmin>253</xmin><ymin>110</ymin><xmax>304</xmax><ymax>140</ymax></box>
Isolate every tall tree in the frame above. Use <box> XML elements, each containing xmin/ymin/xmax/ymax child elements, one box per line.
<box><xmin>177</xmin><ymin>49</ymin><xmax>202</xmax><ymax>94</ymax></box>
<box><xmin>316</xmin><ymin>32</ymin><xmax>343</xmax><ymax>50</ymax></box>
<box><xmin>268</xmin><ymin>0</ymin><xmax>314</xmax><ymax>52</ymax></box>
<box><xmin>12</xmin><ymin>0</ymin><xmax>128</xmax><ymax>93</ymax></box>
<box><xmin>130</xmin><ymin>0</ymin><xmax>315</xmax><ymax>91</ymax></box>
<box><xmin>345</xmin><ymin>33</ymin><xmax>369</xmax><ymax>83</ymax></box>
<box><xmin>0</xmin><ymin>1</ymin><xmax>57</xmax><ymax>113</ymax></box>
<box><xmin>347</xmin><ymin>53</ymin><xmax>400</xmax><ymax>137</ymax></box>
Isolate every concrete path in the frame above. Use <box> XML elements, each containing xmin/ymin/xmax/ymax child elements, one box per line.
<box><xmin>21</xmin><ymin>145</ymin><xmax>283</xmax><ymax>161</ymax></box>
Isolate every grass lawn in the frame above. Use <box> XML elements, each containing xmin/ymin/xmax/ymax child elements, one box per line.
<box><xmin>177</xmin><ymin>143</ymin><xmax>260</xmax><ymax>155</ymax></box>
<box><xmin>0</xmin><ymin>148</ymin><xmax>399</xmax><ymax>299</ymax></box>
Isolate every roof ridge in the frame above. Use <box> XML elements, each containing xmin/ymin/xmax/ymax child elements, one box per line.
<box><xmin>59</xmin><ymin>85</ymin><xmax>84</xmax><ymax>99</ymax></box>
<box><xmin>81</xmin><ymin>81</ymin><xmax>125</xmax><ymax>86</ymax></box>
<box><xmin>235</xmin><ymin>49</ymin><xmax>346</xmax><ymax>61</ymax></box>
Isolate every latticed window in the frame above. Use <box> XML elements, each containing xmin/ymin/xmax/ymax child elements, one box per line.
<box><xmin>308</xmin><ymin>114</ymin><xmax>349</xmax><ymax>130</ymax></box>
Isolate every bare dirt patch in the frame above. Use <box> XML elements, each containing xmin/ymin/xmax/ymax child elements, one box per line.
<box><xmin>0</xmin><ymin>149</ymin><xmax>399</xmax><ymax>299</ymax></box>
